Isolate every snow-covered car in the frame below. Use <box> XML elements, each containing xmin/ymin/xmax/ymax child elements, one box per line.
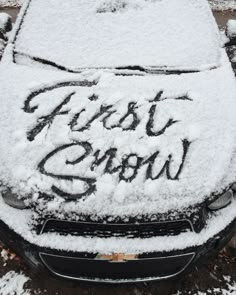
<box><xmin>0</xmin><ymin>0</ymin><xmax>235</xmax><ymax>283</ymax></box>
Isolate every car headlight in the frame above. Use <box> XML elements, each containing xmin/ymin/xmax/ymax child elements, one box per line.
<box><xmin>2</xmin><ymin>190</ymin><xmax>28</xmax><ymax>209</ymax></box>
<box><xmin>208</xmin><ymin>189</ymin><xmax>233</xmax><ymax>211</ymax></box>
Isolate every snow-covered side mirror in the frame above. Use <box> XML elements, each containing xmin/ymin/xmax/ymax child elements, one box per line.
<box><xmin>225</xmin><ymin>19</ymin><xmax>236</xmax><ymax>46</ymax></box>
<box><xmin>0</xmin><ymin>13</ymin><xmax>12</xmax><ymax>34</ymax></box>
<box><xmin>0</xmin><ymin>13</ymin><xmax>12</xmax><ymax>59</ymax></box>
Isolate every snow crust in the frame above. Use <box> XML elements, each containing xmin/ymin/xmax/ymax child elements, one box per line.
<box><xmin>0</xmin><ymin>48</ymin><xmax>236</xmax><ymax>216</ymax></box>
<box><xmin>0</xmin><ymin>271</ymin><xmax>30</xmax><ymax>295</ymax></box>
<box><xmin>13</xmin><ymin>0</ymin><xmax>221</xmax><ymax>71</ymax></box>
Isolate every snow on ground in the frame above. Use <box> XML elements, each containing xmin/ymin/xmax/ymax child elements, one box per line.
<box><xmin>177</xmin><ymin>284</ymin><xmax>236</xmax><ymax>294</ymax></box>
<box><xmin>0</xmin><ymin>271</ymin><xmax>30</xmax><ymax>295</ymax></box>
<box><xmin>209</xmin><ymin>0</ymin><xmax>236</xmax><ymax>11</ymax></box>
<box><xmin>174</xmin><ymin>276</ymin><xmax>236</xmax><ymax>295</ymax></box>
<box><xmin>187</xmin><ymin>278</ymin><xmax>236</xmax><ymax>295</ymax></box>
<box><xmin>0</xmin><ymin>266</ymin><xmax>234</xmax><ymax>295</ymax></box>
<box><xmin>0</xmin><ymin>0</ymin><xmax>22</xmax><ymax>7</ymax></box>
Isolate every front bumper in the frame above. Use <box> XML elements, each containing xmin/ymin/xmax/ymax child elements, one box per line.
<box><xmin>0</xmin><ymin>212</ymin><xmax>235</xmax><ymax>283</ymax></box>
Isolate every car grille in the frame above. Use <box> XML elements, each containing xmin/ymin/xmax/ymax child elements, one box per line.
<box><xmin>40</xmin><ymin>218</ymin><xmax>193</xmax><ymax>238</ymax></box>
<box><xmin>39</xmin><ymin>251</ymin><xmax>195</xmax><ymax>282</ymax></box>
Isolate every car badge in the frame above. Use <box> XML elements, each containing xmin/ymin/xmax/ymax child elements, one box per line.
<box><xmin>96</xmin><ymin>253</ymin><xmax>137</xmax><ymax>263</ymax></box>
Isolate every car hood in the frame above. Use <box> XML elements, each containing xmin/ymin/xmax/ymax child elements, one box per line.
<box><xmin>0</xmin><ymin>52</ymin><xmax>236</xmax><ymax>217</ymax></box>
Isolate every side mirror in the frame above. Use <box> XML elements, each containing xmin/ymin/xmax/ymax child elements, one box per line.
<box><xmin>0</xmin><ymin>12</ymin><xmax>12</xmax><ymax>34</ymax></box>
<box><xmin>225</xmin><ymin>19</ymin><xmax>236</xmax><ymax>46</ymax></box>
<box><xmin>0</xmin><ymin>13</ymin><xmax>12</xmax><ymax>59</ymax></box>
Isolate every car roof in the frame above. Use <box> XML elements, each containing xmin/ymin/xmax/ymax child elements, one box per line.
<box><xmin>12</xmin><ymin>0</ymin><xmax>221</xmax><ymax>73</ymax></box>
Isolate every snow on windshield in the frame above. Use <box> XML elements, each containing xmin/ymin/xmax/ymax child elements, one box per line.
<box><xmin>13</xmin><ymin>0</ymin><xmax>221</xmax><ymax>71</ymax></box>
<box><xmin>0</xmin><ymin>271</ymin><xmax>30</xmax><ymax>295</ymax></box>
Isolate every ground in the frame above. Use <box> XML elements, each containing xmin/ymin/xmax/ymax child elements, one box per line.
<box><xmin>0</xmin><ymin>0</ymin><xmax>22</xmax><ymax>7</ymax></box>
<box><xmin>209</xmin><ymin>0</ymin><xmax>236</xmax><ymax>10</ymax></box>
<box><xmin>0</xmin><ymin>4</ymin><xmax>235</xmax><ymax>295</ymax></box>
<box><xmin>0</xmin><ymin>242</ymin><xmax>235</xmax><ymax>295</ymax></box>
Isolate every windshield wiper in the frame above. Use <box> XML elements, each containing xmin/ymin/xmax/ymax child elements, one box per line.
<box><xmin>115</xmin><ymin>65</ymin><xmax>200</xmax><ymax>75</ymax></box>
<box><xmin>13</xmin><ymin>51</ymin><xmax>201</xmax><ymax>75</ymax></box>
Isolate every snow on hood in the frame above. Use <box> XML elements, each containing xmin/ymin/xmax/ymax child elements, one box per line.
<box><xmin>12</xmin><ymin>0</ymin><xmax>221</xmax><ymax>71</ymax></box>
<box><xmin>0</xmin><ymin>195</ymin><xmax>236</xmax><ymax>253</ymax></box>
<box><xmin>0</xmin><ymin>50</ymin><xmax>236</xmax><ymax>217</ymax></box>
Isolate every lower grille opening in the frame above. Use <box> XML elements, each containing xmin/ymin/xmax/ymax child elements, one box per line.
<box><xmin>40</xmin><ymin>219</ymin><xmax>193</xmax><ymax>238</ymax></box>
<box><xmin>39</xmin><ymin>252</ymin><xmax>195</xmax><ymax>282</ymax></box>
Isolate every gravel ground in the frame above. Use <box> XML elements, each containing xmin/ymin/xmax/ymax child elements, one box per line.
<box><xmin>209</xmin><ymin>0</ymin><xmax>236</xmax><ymax>10</ymax></box>
<box><xmin>0</xmin><ymin>0</ymin><xmax>22</xmax><ymax>7</ymax></box>
<box><xmin>0</xmin><ymin>242</ymin><xmax>235</xmax><ymax>295</ymax></box>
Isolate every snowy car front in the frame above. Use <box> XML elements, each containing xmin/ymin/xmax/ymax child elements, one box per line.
<box><xmin>0</xmin><ymin>56</ymin><xmax>235</xmax><ymax>281</ymax></box>
<box><xmin>0</xmin><ymin>0</ymin><xmax>235</xmax><ymax>282</ymax></box>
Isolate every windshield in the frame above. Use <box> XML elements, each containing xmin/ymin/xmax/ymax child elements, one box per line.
<box><xmin>13</xmin><ymin>0</ymin><xmax>221</xmax><ymax>73</ymax></box>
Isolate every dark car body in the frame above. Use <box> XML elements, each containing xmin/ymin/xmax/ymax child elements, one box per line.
<box><xmin>0</xmin><ymin>0</ymin><xmax>235</xmax><ymax>282</ymax></box>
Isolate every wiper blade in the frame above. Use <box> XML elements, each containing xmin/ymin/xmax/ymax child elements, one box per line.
<box><xmin>116</xmin><ymin>65</ymin><xmax>200</xmax><ymax>75</ymax></box>
<box><xmin>14</xmin><ymin>51</ymin><xmax>201</xmax><ymax>75</ymax></box>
